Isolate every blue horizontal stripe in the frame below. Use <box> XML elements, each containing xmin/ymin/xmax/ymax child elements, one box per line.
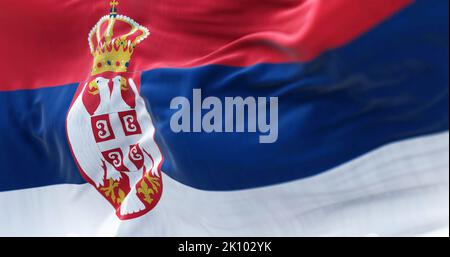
<box><xmin>0</xmin><ymin>0</ymin><xmax>448</xmax><ymax>191</ymax></box>
<box><xmin>0</xmin><ymin>84</ymin><xmax>86</xmax><ymax>190</ymax></box>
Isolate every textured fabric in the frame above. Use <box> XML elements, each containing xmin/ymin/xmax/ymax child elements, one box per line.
<box><xmin>0</xmin><ymin>0</ymin><xmax>448</xmax><ymax>235</ymax></box>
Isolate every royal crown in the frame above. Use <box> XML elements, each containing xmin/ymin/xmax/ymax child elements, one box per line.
<box><xmin>88</xmin><ymin>1</ymin><xmax>149</xmax><ymax>75</ymax></box>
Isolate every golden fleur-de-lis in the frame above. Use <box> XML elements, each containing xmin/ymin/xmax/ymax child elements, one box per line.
<box><xmin>137</xmin><ymin>180</ymin><xmax>153</xmax><ymax>204</ymax></box>
<box><xmin>116</xmin><ymin>189</ymin><xmax>126</xmax><ymax>204</ymax></box>
<box><xmin>137</xmin><ymin>175</ymin><xmax>161</xmax><ymax>204</ymax></box>
<box><xmin>100</xmin><ymin>178</ymin><xmax>119</xmax><ymax>203</ymax></box>
<box><xmin>146</xmin><ymin>175</ymin><xmax>161</xmax><ymax>192</ymax></box>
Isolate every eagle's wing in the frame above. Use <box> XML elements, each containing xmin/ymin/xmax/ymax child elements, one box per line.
<box><xmin>67</xmin><ymin>85</ymin><xmax>106</xmax><ymax>187</ymax></box>
<box><xmin>128</xmin><ymin>78</ymin><xmax>163</xmax><ymax>177</ymax></box>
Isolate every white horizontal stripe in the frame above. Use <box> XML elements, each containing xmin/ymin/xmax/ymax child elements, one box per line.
<box><xmin>0</xmin><ymin>132</ymin><xmax>448</xmax><ymax>236</ymax></box>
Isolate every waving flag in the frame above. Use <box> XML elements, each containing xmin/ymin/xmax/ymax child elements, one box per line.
<box><xmin>0</xmin><ymin>0</ymin><xmax>448</xmax><ymax>236</ymax></box>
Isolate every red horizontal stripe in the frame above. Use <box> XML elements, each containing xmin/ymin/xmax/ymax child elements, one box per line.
<box><xmin>0</xmin><ymin>0</ymin><xmax>411</xmax><ymax>91</ymax></box>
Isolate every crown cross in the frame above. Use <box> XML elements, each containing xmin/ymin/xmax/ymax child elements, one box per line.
<box><xmin>110</xmin><ymin>0</ymin><xmax>119</xmax><ymax>17</ymax></box>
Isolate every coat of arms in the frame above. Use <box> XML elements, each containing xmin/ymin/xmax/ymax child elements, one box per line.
<box><xmin>66</xmin><ymin>0</ymin><xmax>163</xmax><ymax>220</ymax></box>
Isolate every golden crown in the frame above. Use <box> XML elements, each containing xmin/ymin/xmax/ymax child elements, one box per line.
<box><xmin>88</xmin><ymin>1</ymin><xmax>149</xmax><ymax>75</ymax></box>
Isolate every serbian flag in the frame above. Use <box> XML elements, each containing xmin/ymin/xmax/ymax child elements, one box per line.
<box><xmin>0</xmin><ymin>0</ymin><xmax>448</xmax><ymax>236</ymax></box>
